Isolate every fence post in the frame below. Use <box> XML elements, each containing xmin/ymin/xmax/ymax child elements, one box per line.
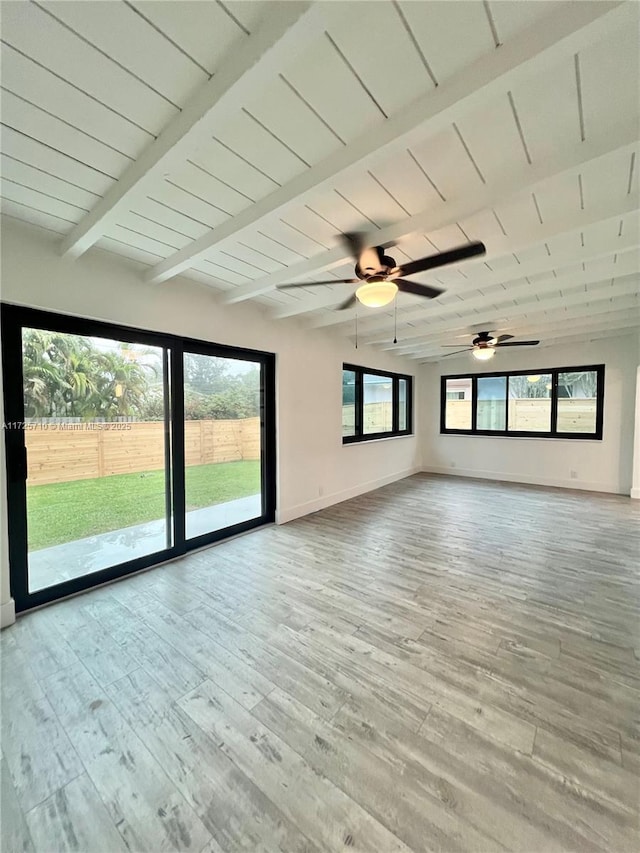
<box><xmin>97</xmin><ymin>429</ymin><xmax>105</xmax><ymax>478</ymax></box>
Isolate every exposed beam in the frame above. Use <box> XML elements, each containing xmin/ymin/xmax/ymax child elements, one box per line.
<box><xmin>418</xmin><ymin>318</ymin><xmax>640</xmax><ymax>363</ymax></box>
<box><xmin>372</xmin><ymin>272</ymin><xmax>640</xmax><ymax>351</ymax></box>
<box><xmin>312</xmin><ymin>208</ymin><xmax>640</xmax><ymax>333</ymax></box>
<box><xmin>271</xmin><ymin>134</ymin><xmax>639</xmax><ymax>319</ymax></box>
<box><xmin>401</xmin><ymin>283</ymin><xmax>640</xmax><ymax>357</ymax></box>
<box><xmin>60</xmin><ymin>2</ymin><xmax>320</xmax><ymax>259</ymax></box>
<box><xmin>147</xmin><ymin>0</ymin><xmax>630</xmax><ymax>288</ymax></box>
<box><xmin>371</xmin><ymin>253</ymin><xmax>640</xmax><ymax>351</ymax></box>
<box><xmin>411</xmin><ymin>308</ymin><xmax>640</xmax><ymax>361</ymax></box>
<box><xmin>274</xmin><ymin>283</ymin><xmax>358</xmax><ymax>319</ymax></box>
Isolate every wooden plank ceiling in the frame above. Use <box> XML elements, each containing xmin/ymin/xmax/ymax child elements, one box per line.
<box><xmin>1</xmin><ymin>0</ymin><xmax>638</xmax><ymax>361</ymax></box>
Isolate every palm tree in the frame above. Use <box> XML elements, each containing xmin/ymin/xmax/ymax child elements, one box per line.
<box><xmin>21</xmin><ymin>331</ymin><xmax>156</xmax><ymax>420</ymax></box>
<box><xmin>22</xmin><ymin>330</ymin><xmax>75</xmax><ymax>417</ymax></box>
<box><xmin>94</xmin><ymin>350</ymin><xmax>156</xmax><ymax>418</ymax></box>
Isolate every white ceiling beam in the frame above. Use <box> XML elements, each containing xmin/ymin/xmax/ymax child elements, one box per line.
<box><xmin>523</xmin><ymin>325</ymin><xmax>640</xmax><ymax>350</ymax></box>
<box><xmin>146</xmin><ymin>0</ymin><xmax>630</xmax><ymax>289</ymax></box>
<box><xmin>273</xmin><ymin>283</ymin><xmax>358</xmax><ymax>319</ymax></box>
<box><xmin>402</xmin><ymin>283</ymin><xmax>640</xmax><ymax>357</ymax></box>
<box><xmin>372</xmin><ymin>255</ymin><xmax>640</xmax><ymax>351</ymax></box>
<box><xmin>312</xmin><ymin>208</ymin><xmax>640</xmax><ymax>333</ymax></box>
<box><xmin>372</xmin><ymin>272</ymin><xmax>640</xmax><ymax>350</ymax></box>
<box><xmin>271</xmin><ymin>134</ymin><xmax>639</xmax><ymax>319</ymax></box>
<box><xmin>418</xmin><ymin>319</ymin><xmax>640</xmax><ymax>363</ymax></box>
<box><xmin>60</xmin><ymin>2</ymin><xmax>320</xmax><ymax>259</ymax></box>
<box><xmin>389</xmin><ymin>308</ymin><xmax>640</xmax><ymax>357</ymax></box>
<box><xmin>410</xmin><ymin>308</ymin><xmax>640</xmax><ymax>361</ymax></box>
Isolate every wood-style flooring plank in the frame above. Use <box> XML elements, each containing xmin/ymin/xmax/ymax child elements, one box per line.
<box><xmin>1</xmin><ymin>686</ymin><xmax>84</xmax><ymax>813</ymax></box>
<box><xmin>252</xmin><ymin>687</ymin><xmax>506</xmax><ymax>851</ymax></box>
<box><xmin>105</xmin><ymin>668</ymin><xmax>321</xmax><ymax>853</ymax></box>
<box><xmin>1</xmin><ymin>756</ymin><xmax>35</xmax><ymax>853</ymax></box>
<box><xmin>41</xmin><ymin>663</ymin><xmax>211</xmax><ymax>852</ymax></box>
<box><xmin>25</xmin><ymin>774</ymin><xmax>129</xmax><ymax>853</ymax></box>
<box><xmin>178</xmin><ymin>678</ymin><xmax>413</xmax><ymax>853</ymax></box>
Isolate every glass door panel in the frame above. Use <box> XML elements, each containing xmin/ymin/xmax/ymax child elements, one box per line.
<box><xmin>22</xmin><ymin>327</ymin><xmax>171</xmax><ymax>592</ymax></box>
<box><xmin>183</xmin><ymin>351</ymin><xmax>262</xmax><ymax>539</ymax></box>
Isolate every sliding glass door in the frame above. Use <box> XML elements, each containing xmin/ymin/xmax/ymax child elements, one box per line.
<box><xmin>2</xmin><ymin>306</ymin><xmax>275</xmax><ymax>611</ymax></box>
<box><xmin>183</xmin><ymin>350</ymin><xmax>263</xmax><ymax>541</ymax></box>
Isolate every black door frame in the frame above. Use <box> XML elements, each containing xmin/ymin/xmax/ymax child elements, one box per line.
<box><xmin>1</xmin><ymin>304</ymin><xmax>277</xmax><ymax>612</ymax></box>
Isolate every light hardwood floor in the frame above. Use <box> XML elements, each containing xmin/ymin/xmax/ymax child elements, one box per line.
<box><xmin>1</xmin><ymin>474</ymin><xmax>639</xmax><ymax>852</ymax></box>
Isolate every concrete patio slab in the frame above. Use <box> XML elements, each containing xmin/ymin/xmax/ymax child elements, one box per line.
<box><xmin>28</xmin><ymin>494</ymin><xmax>262</xmax><ymax>592</ymax></box>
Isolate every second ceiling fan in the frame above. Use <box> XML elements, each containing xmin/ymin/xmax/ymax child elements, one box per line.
<box><xmin>276</xmin><ymin>232</ymin><xmax>486</xmax><ymax>309</ymax></box>
<box><xmin>442</xmin><ymin>331</ymin><xmax>540</xmax><ymax>361</ymax></box>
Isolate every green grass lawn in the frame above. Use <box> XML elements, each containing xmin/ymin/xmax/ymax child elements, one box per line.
<box><xmin>27</xmin><ymin>461</ymin><xmax>261</xmax><ymax>551</ymax></box>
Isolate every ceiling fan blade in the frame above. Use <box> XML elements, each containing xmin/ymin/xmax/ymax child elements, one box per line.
<box><xmin>495</xmin><ymin>340</ymin><xmax>540</xmax><ymax>347</ymax></box>
<box><xmin>442</xmin><ymin>348</ymin><xmax>473</xmax><ymax>357</ymax></box>
<box><xmin>340</xmin><ymin>231</ymin><xmax>365</xmax><ymax>256</ymax></box>
<box><xmin>394</xmin><ymin>278</ymin><xmax>444</xmax><ymax>299</ymax></box>
<box><xmin>277</xmin><ymin>279</ymin><xmax>358</xmax><ymax>289</ymax></box>
<box><xmin>336</xmin><ymin>294</ymin><xmax>358</xmax><ymax>311</ymax></box>
<box><xmin>495</xmin><ymin>334</ymin><xmax>514</xmax><ymax>343</ymax></box>
<box><xmin>341</xmin><ymin>232</ymin><xmax>381</xmax><ymax>270</ymax></box>
<box><xmin>398</xmin><ymin>241</ymin><xmax>486</xmax><ymax>278</ymax></box>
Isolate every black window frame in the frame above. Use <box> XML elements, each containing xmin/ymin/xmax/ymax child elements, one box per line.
<box><xmin>440</xmin><ymin>363</ymin><xmax>604</xmax><ymax>439</ymax></box>
<box><xmin>343</xmin><ymin>363</ymin><xmax>413</xmax><ymax>444</ymax></box>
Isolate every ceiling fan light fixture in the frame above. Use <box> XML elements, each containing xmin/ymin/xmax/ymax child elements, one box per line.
<box><xmin>527</xmin><ymin>375</ymin><xmax>542</xmax><ymax>382</ymax></box>
<box><xmin>355</xmin><ymin>280</ymin><xmax>398</xmax><ymax>308</ymax></box>
<box><xmin>472</xmin><ymin>347</ymin><xmax>496</xmax><ymax>361</ymax></box>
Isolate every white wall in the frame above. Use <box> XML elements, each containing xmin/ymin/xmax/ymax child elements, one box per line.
<box><xmin>0</xmin><ymin>219</ymin><xmax>420</xmax><ymax>620</ymax></box>
<box><xmin>419</xmin><ymin>334</ymin><xmax>639</xmax><ymax>495</ymax></box>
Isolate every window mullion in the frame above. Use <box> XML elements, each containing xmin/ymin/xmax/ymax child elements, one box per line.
<box><xmin>504</xmin><ymin>374</ymin><xmax>510</xmax><ymax>434</ymax></box>
<box><xmin>471</xmin><ymin>376</ymin><xmax>478</xmax><ymax>433</ymax></box>
<box><xmin>550</xmin><ymin>369</ymin><xmax>559</xmax><ymax>435</ymax></box>
<box><xmin>392</xmin><ymin>377</ymin><xmax>399</xmax><ymax>433</ymax></box>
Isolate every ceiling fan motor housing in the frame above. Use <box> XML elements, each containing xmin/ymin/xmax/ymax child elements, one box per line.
<box><xmin>472</xmin><ymin>331</ymin><xmax>497</xmax><ymax>347</ymax></box>
<box><xmin>355</xmin><ymin>247</ymin><xmax>396</xmax><ymax>280</ymax></box>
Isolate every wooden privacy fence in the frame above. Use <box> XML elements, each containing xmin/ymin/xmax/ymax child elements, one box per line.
<box><xmin>25</xmin><ymin>418</ymin><xmax>260</xmax><ymax>486</ymax></box>
<box><xmin>445</xmin><ymin>398</ymin><xmax>597</xmax><ymax>432</ymax></box>
<box><xmin>342</xmin><ymin>402</ymin><xmax>392</xmax><ymax>433</ymax></box>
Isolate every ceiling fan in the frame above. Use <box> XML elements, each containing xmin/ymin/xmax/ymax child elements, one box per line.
<box><xmin>442</xmin><ymin>331</ymin><xmax>540</xmax><ymax>361</ymax></box>
<box><xmin>276</xmin><ymin>233</ymin><xmax>486</xmax><ymax>309</ymax></box>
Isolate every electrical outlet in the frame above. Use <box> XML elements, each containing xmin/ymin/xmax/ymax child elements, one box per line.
<box><xmin>318</xmin><ymin>485</ymin><xmax>324</xmax><ymax>496</ymax></box>
<box><xmin>450</xmin><ymin>461</ymin><xmax>457</xmax><ymax>468</ymax></box>
<box><xmin>570</xmin><ymin>470</ymin><xmax>578</xmax><ymax>479</ymax></box>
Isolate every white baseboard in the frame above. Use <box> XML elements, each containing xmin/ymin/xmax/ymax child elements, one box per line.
<box><xmin>277</xmin><ymin>467</ymin><xmax>420</xmax><ymax>525</ymax></box>
<box><xmin>422</xmin><ymin>466</ymin><xmax>626</xmax><ymax>495</ymax></box>
<box><xmin>631</xmin><ymin>487</ymin><xmax>640</xmax><ymax>499</ymax></box>
<box><xmin>1</xmin><ymin>598</ymin><xmax>16</xmax><ymax>629</ymax></box>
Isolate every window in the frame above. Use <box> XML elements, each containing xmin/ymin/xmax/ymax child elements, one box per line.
<box><xmin>343</xmin><ymin>364</ymin><xmax>412</xmax><ymax>443</ymax></box>
<box><xmin>342</xmin><ymin>369</ymin><xmax>356</xmax><ymax>437</ymax></box>
<box><xmin>440</xmin><ymin>364</ymin><xmax>604</xmax><ymax>439</ymax></box>
<box><xmin>557</xmin><ymin>369</ymin><xmax>599</xmax><ymax>434</ymax></box>
<box><xmin>444</xmin><ymin>377</ymin><xmax>472</xmax><ymax>430</ymax></box>
<box><xmin>477</xmin><ymin>376</ymin><xmax>507</xmax><ymax>431</ymax></box>
<box><xmin>399</xmin><ymin>379</ymin><xmax>408</xmax><ymax>431</ymax></box>
<box><xmin>508</xmin><ymin>373</ymin><xmax>552</xmax><ymax>433</ymax></box>
<box><xmin>363</xmin><ymin>373</ymin><xmax>393</xmax><ymax>434</ymax></box>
